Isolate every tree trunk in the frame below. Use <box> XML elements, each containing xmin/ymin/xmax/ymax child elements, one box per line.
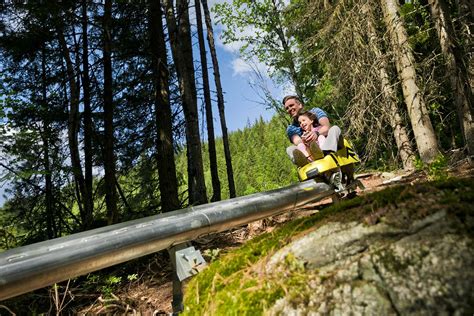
<box><xmin>41</xmin><ymin>45</ymin><xmax>55</xmax><ymax>239</ymax></box>
<box><xmin>428</xmin><ymin>0</ymin><xmax>474</xmax><ymax>155</ymax></box>
<box><xmin>81</xmin><ymin>0</ymin><xmax>94</xmax><ymax>228</ymax></box>
<box><xmin>58</xmin><ymin>26</ymin><xmax>88</xmax><ymax>228</ymax></box>
<box><xmin>103</xmin><ymin>0</ymin><xmax>119</xmax><ymax>224</ymax></box>
<box><xmin>364</xmin><ymin>4</ymin><xmax>415</xmax><ymax>170</ymax></box>
<box><xmin>195</xmin><ymin>0</ymin><xmax>221</xmax><ymax>202</ymax></box>
<box><xmin>164</xmin><ymin>0</ymin><xmax>208</xmax><ymax>205</ymax></box>
<box><xmin>148</xmin><ymin>0</ymin><xmax>180</xmax><ymax>212</ymax></box>
<box><xmin>381</xmin><ymin>0</ymin><xmax>440</xmax><ymax>164</ymax></box>
<box><xmin>201</xmin><ymin>0</ymin><xmax>236</xmax><ymax>198</ymax></box>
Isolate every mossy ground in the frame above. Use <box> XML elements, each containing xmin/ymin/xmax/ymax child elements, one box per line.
<box><xmin>182</xmin><ymin>177</ymin><xmax>474</xmax><ymax>315</ymax></box>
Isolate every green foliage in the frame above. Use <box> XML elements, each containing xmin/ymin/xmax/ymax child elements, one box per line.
<box><xmin>427</xmin><ymin>155</ymin><xmax>449</xmax><ymax>180</ymax></box>
<box><xmin>83</xmin><ymin>273</ymin><xmax>124</xmax><ymax>298</ymax></box>
<box><xmin>0</xmin><ymin>206</ymin><xmax>23</xmax><ymax>251</ymax></box>
<box><xmin>308</xmin><ymin>76</ymin><xmax>335</xmax><ymax>108</ymax></box>
<box><xmin>127</xmin><ymin>273</ymin><xmax>138</xmax><ymax>281</ymax></box>
<box><xmin>213</xmin><ymin>0</ymin><xmax>291</xmax><ymax>68</ymax></box>
<box><xmin>212</xmin><ymin>0</ymin><xmax>318</xmax><ymax>98</ymax></box>
<box><xmin>415</xmin><ymin>154</ymin><xmax>449</xmax><ymax>181</ymax></box>
<box><xmin>178</xmin><ymin>115</ymin><xmax>298</xmax><ymax>202</ymax></box>
<box><xmin>100</xmin><ymin>275</ymin><xmax>123</xmax><ymax>297</ymax></box>
<box><xmin>203</xmin><ymin>248</ymin><xmax>221</xmax><ymax>262</ymax></box>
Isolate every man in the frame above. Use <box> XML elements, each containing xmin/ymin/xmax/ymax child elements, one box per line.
<box><xmin>283</xmin><ymin>95</ymin><xmax>342</xmax><ymax>167</ymax></box>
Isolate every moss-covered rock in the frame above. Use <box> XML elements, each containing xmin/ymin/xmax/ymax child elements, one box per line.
<box><xmin>183</xmin><ymin>178</ymin><xmax>474</xmax><ymax>315</ymax></box>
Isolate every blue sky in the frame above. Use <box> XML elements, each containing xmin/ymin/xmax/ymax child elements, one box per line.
<box><xmin>211</xmin><ymin>49</ymin><xmax>277</xmax><ymax>133</ymax></box>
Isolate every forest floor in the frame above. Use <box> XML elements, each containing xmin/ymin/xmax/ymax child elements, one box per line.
<box><xmin>4</xmin><ymin>158</ymin><xmax>472</xmax><ymax>315</ymax></box>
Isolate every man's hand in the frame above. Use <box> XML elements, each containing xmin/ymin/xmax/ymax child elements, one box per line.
<box><xmin>302</xmin><ymin>131</ymin><xmax>317</xmax><ymax>144</ymax></box>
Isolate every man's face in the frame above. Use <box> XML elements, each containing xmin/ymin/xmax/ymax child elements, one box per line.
<box><xmin>284</xmin><ymin>98</ymin><xmax>303</xmax><ymax>118</ymax></box>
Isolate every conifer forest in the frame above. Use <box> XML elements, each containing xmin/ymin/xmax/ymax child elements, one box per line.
<box><xmin>0</xmin><ymin>0</ymin><xmax>472</xmax><ymax>312</ymax></box>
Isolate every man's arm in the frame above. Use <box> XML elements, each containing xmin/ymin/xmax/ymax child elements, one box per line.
<box><xmin>287</xmin><ymin>125</ymin><xmax>304</xmax><ymax>145</ymax></box>
<box><xmin>317</xmin><ymin>117</ymin><xmax>331</xmax><ymax>136</ymax></box>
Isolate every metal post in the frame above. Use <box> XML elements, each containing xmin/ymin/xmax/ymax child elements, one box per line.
<box><xmin>168</xmin><ymin>243</ymin><xmax>188</xmax><ymax>314</ymax></box>
<box><xmin>171</xmin><ymin>272</ymin><xmax>183</xmax><ymax>315</ymax></box>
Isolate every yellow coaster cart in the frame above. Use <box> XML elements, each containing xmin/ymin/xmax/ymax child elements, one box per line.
<box><xmin>297</xmin><ymin>139</ymin><xmax>365</xmax><ymax>195</ymax></box>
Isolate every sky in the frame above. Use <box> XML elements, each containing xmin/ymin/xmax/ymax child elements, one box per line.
<box><xmin>209</xmin><ymin>46</ymin><xmax>278</xmax><ymax>133</ymax></box>
<box><xmin>0</xmin><ymin>0</ymin><xmax>293</xmax><ymax>207</ymax></box>
<box><xmin>198</xmin><ymin>1</ymin><xmax>283</xmax><ymax>135</ymax></box>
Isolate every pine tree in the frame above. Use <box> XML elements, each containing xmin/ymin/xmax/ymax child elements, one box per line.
<box><xmin>381</xmin><ymin>0</ymin><xmax>440</xmax><ymax>163</ymax></box>
<box><xmin>164</xmin><ymin>0</ymin><xmax>208</xmax><ymax>205</ymax></box>
<box><xmin>148</xmin><ymin>0</ymin><xmax>180</xmax><ymax>212</ymax></box>
<box><xmin>196</xmin><ymin>0</ymin><xmax>221</xmax><ymax>202</ymax></box>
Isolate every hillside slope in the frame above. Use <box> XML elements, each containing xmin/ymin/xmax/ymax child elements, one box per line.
<box><xmin>183</xmin><ymin>173</ymin><xmax>474</xmax><ymax>315</ymax></box>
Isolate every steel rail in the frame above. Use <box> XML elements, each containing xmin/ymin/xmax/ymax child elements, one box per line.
<box><xmin>0</xmin><ymin>181</ymin><xmax>333</xmax><ymax>301</ymax></box>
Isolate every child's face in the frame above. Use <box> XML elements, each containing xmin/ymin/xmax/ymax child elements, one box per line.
<box><xmin>298</xmin><ymin>115</ymin><xmax>313</xmax><ymax>132</ymax></box>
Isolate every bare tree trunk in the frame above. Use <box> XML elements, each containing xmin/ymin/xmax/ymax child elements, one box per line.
<box><xmin>381</xmin><ymin>65</ymin><xmax>417</xmax><ymax>170</ymax></box>
<box><xmin>201</xmin><ymin>0</ymin><xmax>236</xmax><ymax>198</ymax></box>
<box><xmin>81</xmin><ymin>0</ymin><xmax>94</xmax><ymax>228</ymax></box>
<box><xmin>428</xmin><ymin>0</ymin><xmax>474</xmax><ymax>155</ymax></box>
<box><xmin>103</xmin><ymin>0</ymin><xmax>119</xmax><ymax>224</ymax></box>
<box><xmin>58</xmin><ymin>26</ymin><xmax>88</xmax><ymax>228</ymax></box>
<box><xmin>164</xmin><ymin>0</ymin><xmax>208</xmax><ymax>205</ymax></box>
<box><xmin>41</xmin><ymin>45</ymin><xmax>55</xmax><ymax>239</ymax></box>
<box><xmin>195</xmin><ymin>0</ymin><xmax>221</xmax><ymax>202</ymax></box>
<box><xmin>148</xmin><ymin>0</ymin><xmax>180</xmax><ymax>212</ymax></box>
<box><xmin>364</xmin><ymin>4</ymin><xmax>415</xmax><ymax>170</ymax></box>
<box><xmin>381</xmin><ymin>0</ymin><xmax>440</xmax><ymax>164</ymax></box>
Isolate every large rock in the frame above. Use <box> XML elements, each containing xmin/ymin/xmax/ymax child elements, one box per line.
<box><xmin>266</xmin><ymin>210</ymin><xmax>474</xmax><ymax>315</ymax></box>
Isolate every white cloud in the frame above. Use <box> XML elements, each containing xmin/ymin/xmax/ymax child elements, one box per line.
<box><xmin>215</xmin><ymin>27</ymin><xmax>270</xmax><ymax>80</ymax></box>
<box><xmin>231</xmin><ymin>58</ymin><xmax>252</xmax><ymax>76</ymax></box>
<box><xmin>218</xmin><ymin>38</ymin><xmax>245</xmax><ymax>53</ymax></box>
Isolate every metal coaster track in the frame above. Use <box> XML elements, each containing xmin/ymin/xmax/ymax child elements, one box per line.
<box><xmin>0</xmin><ymin>181</ymin><xmax>335</xmax><ymax>301</ymax></box>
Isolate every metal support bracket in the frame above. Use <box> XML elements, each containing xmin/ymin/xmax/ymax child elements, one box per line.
<box><xmin>174</xmin><ymin>246</ymin><xmax>207</xmax><ymax>281</ymax></box>
<box><xmin>168</xmin><ymin>243</ymin><xmax>207</xmax><ymax>314</ymax></box>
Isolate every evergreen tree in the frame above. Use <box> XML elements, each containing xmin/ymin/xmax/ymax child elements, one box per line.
<box><xmin>196</xmin><ymin>0</ymin><xmax>221</xmax><ymax>202</ymax></box>
<box><xmin>164</xmin><ymin>0</ymin><xmax>208</xmax><ymax>205</ymax></box>
<box><xmin>148</xmin><ymin>0</ymin><xmax>180</xmax><ymax>212</ymax></box>
<box><xmin>427</xmin><ymin>0</ymin><xmax>474</xmax><ymax>155</ymax></box>
<box><xmin>202</xmin><ymin>0</ymin><xmax>236</xmax><ymax>198</ymax></box>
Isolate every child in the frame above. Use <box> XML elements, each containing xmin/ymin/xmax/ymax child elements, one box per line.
<box><xmin>292</xmin><ymin>110</ymin><xmax>326</xmax><ymax>166</ymax></box>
